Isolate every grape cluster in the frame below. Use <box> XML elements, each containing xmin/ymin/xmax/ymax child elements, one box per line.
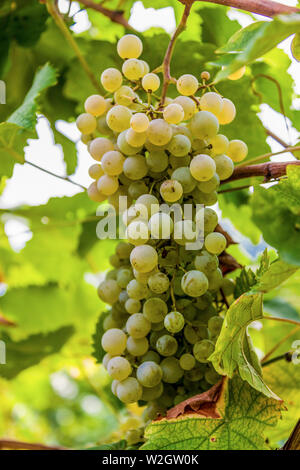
<box><xmin>76</xmin><ymin>34</ymin><xmax>246</xmax><ymax>420</ymax></box>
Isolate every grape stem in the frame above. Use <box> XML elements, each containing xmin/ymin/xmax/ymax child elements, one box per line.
<box><xmin>235</xmin><ymin>145</ymin><xmax>300</xmax><ymax>168</ymax></box>
<box><xmin>261</xmin><ymin>351</ymin><xmax>292</xmax><ymax>368</ymax></box>
<box><xmin>265</xmin><ymin>128</ymin><xmax>289</xmax><ymax>149</ymax></box>
<box><xmin>222</xmin><ymin>160</ymin><xmax>300</xmax><ymax>184</ymax></box>
<box><xmin>75</xmin><ymin>0</ymin><xmax>136</xmax><ymax>31</ymax></box>
<box><xmin>0</xmin><ymin>439</ymin><xmax>67</xmax><ymax>450</ymax></box>
<box><xmin>25</xmin><ymin>160</ymin><xmax>87</xmax><ymax>190</ymax></box>
<box><xmin>262</xmin><ymin>316</ymin><xmax>300</xmax><ymax>327</ymax></box>
<box><xmin>261</xmin><ymin>325</ymin><xmax>300</xmax><ymax>363</ymax></box>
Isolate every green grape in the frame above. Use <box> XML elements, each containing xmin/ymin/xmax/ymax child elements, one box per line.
<box><xmin>173</xmin><ymin>96</ymin><xmax>196</xmax><ymax>120</ymax></box>
<box><xmin>142</xmin><ymin>402</ymin><xmax>165</xmax><ymax>422</ymax></box>
<box><xmin>97</xmin><ymin>175</ymin><xmax>119</xmax><ymax>196</ymax></box>
<box><xmin>126</xmin><ymin>313</ymin><xmax>151</xmax><ymax>338</ymax></box>
<box><xmin>76</xmin><ymin>113</ymin><xmax>97</xmax><ymax>134</ymax></box>
<box><xmin>171</xmin><ymin>167</ymin><xmax>197</xmax><ymax>193</ymax></box>
<box><xmin>116</xmin><ymin>377</ymin><xmax>143</xmax><ymax>404</ymax></box>
<box><xmin>116</xmin><ymin>242</ymin><xmax>133</xmax><ymax>260</ymax></box>
<box><xmin>102</xmin><ymin>352</ymin><xmax>113</xmax><ymax>369</ymax></box>
<box><xmin>105</xmin><ymin>269</ymin><xmax>118</xmax><ymax>281</ymax></box>
<box><xmin>119</xmin><ymin>290</ymin><xmax>129</xmax><ymax>306</ymax></box>
<box><xmin>84</xmin><ymin>94</ymin><xmax>106</xmax><ymax>117</ymax></box>
<box><xmin>126</xmin><ymin>128</ymin><xmax>147</xmax><ymax>147</ymax></box>
<box><xmin>190</xmin><ymin>154</ymin><xmax>216</xmax><ymax>182</ymax></box>
<box><xmin>126</xmin><ymin>220</ymin><xmax>149</xmax><ymax>246</ymax></box>
<box><xmin>130</xmin><ymin>113</ymin><xmax>149</xmax><ymax>133</ymax></box>
<box><xmin>125</xmin><ymin>298</ymin><xmax>141</xmax><ymax>314</ymax></box>
<box><xmin>141</xmin><ymin>350</ymin><xmax>160</xmax><ymax>364</ymax></box>
<box><xmin>163</xmin><ymin>103</ymin><xmax>184</xmax><ymax>124</ymax></box>
<box><xmin>106</xmin><ymin>105</ymin><xmax>132</xmax><ymax>132</ymax></box>
<box><xmin>130</xmin><ymin>245</ymin><xmax>158</xmax><ymax>273</ymax></box>
<box><xmin>136</xmin><ymin>361</ymin><xmax>163</xmax><ymax>387</ymax></box>
<box><xmin>169</xmin><ymin>153</ymin><xmax>191</xmax><ymax>169</ymax></box>
<box><xmin>193</xmin><ymin>188</ymin><xmax>218</xmax><ymax>206</ymax></box>
<box><xmin>88</xmin><ymin>163</ymin><xmax>104</xmax><ymax>180</ymax></box>
<box><xmin>185</xmin><ymin>366</ymin><xmax>205</xmax><ymax>382</ymax></box>
<box><xmin>147</xmin><ymin>119</ymin><xmax>172</xmax><ymax>146</ymax></box>
<box><xmin>148</xmin><ymin>212</ymin><xmax>174</xmax><ymax>239</ymax></box>
<box><xmin>190</xmin><ymin>111</ymin><xmax>219</xmax><ymax>139</ymax></box>
<box><xmin>101</xmin><ymin>67</ymin><xmax>123</xmax><ymax>92</ymax></box>
<box><xmin>160</xmin><ymin>357</ymin><xmax>184</xmax><ymax>383</ymax></box>
<box><xmin>141</xmin><ymin>382</ymin><xmax>163</xmax><ymax>401</ymax></box>
<box><xmin>164</xmin><ymin>311</ymin><xmax>185</xmax><ymax>333</ymax></box>
<box><xmin>205</xmin><ymin>232</ymin><xmax>227</xmax><ymax>255</ymax></box>
<box><xmin>148</xmin><ymin>272</ymin><xmax>170</xmax><ymax>294</ymax></box>
<box><xmin>135</xmin><ymin>194</ymin><xmax>160</xmax><ymax>219</ymax></box>
<box><xmin>173</xmin><ymin>220</ymin><xmax>198</xmax><ymax>246</ymax></box>
<box><xmin>101</xmin><ymin>328</ymin><xmax>127</xmax><ymax>355</ymax></box>
<box><xmin>149</xmin><ymin>329</ymin><xmax>166</xmax><ymax>349</ymax></box>
<box><xmin>127</xmin><ymin>336</ymin><xmax>149</xmax><ymax>356</ymax></box>
<box><xmin>197</xmin><ymin>174</ymin><xmax>220</xmax><ymax>194</ymax></box>
<box><xmin>206</xmin><ymin>268</ymin><xmax>223</xmax><ymax>291</ymax></box>
<box><xmin>209</xmin><ymin>134</ymin><xmax>229</xmax><ymax>156</ymax></box>
<box><xmin>117</xmin><ymin>130</ymin><xmax>142</xmax><ymax>155</ymax></box>
<box><xmin>103</xmin><ymin>314</ymin><xmax>120</xmax><ymax>331</ymax></box>
<box><xmin>126</xmin><ymin>279</ymin><xmax>149</xmax><ymax>300</ymax></box>
<box><xmin>111</xmin><ymin>379</ymin><xmax>120</xmax><ymax>396</ymax></box>
<box><xmin>168</xmin><ymin>134</ymin><xmax>191</xmax><ymax>157</ymax></box>
<box><xmin>89</xmin><ymin>137</ymin><xmax>114</xmax><ymax>162</ymax></box>
<box><xmin>179</xmin><ymin>353</ymin><xmax>196</xmax><ymax>371</ymax></box>
<box><xmin>107</xmin><ymin>356</ymin><xmax>132</xmax><ymax>380</ymax></box>
<box><xmin>116</xmin><ymin>268</ymin><xmax>134</xmax><ymax>289</ymax></box>
<box><xmin>176</xmin><ymin>74</ymin><xmax>198</xmax><ymax>96</ymax></box>
<box><xmin>198</xmin><ymin>207</ymin><xmax>218</xmax><ymax>234</ymax></box>
<box><xmin>208</xmin><ymin>316</ymin><xmax>224</xmax><ymax>336</ymax></box>
<box><xmin>205</xmin><ymin>367</ymin><xmax>222</xmax><ymax>385</ymax></box>
<box><xmin>156</xmin><ymin>334</ymin><xmax>178</xmax><ymax>357</ymax></box>
<box><xmin>193</xmin><ymin>339</ymin><xmax>215</xmax><ymax>363</ymax></box>
<box><xmin>101</xmin><ymin>150</ymin><xmax>124</xmax><ymax>176</ymax></box>
<box><xmin>123</xmin><ymin>155</ymin><xmax>148</xmax><ymax>180</ymax></box>
<box><xmin>117</xmin><ymin>34</ymin><xmax>143</xmax><ymax>59</ymax></box>
<box><xmin>181</xmin><ymin>270</ymin><xmax>209</xmax><ymax>297</ymax></box>
<box><xmin>87</xmin><ymin>182</ymin><xmax>107</xmax><ymax>202</ymax></box>
<box><xmin>142</xmin><ymin>73</ymin><xmax>160</xmax><ymax>92</ymax></box>
<box><xmin>97</xmin><ymin>114</ymin><xmax>114</xmax><ymax>138</ymax></box>
<box><xmin>227</xmin><ymin>139</ymin><xmax>248</xmax><ymax>162</ymax></box>
<box><xmin>199</xmin><ymin>92</ymin><xmax>223</xmax><ymax>115</ymax></box>
<box><xmin>217</xmin><ymin>98</ymin><xmax>236</xmax><ymax>124</ymax></box>
<box><xmin>195</xmin><ymin>292</ymin><xmax>213</xmax><ymax>310</ymax></box>
<box><xmin>160</xmin><ymin>179</ymin><xmax>183</xmax><ymax>202</ymax></box>
<box><xmin>128</xmin><ymin>181</ymin><xmax>149</xmax><ymax>199</ymax></box>
<box><xmin>194</xmin><ymin>250</ymin><xmax>219</xmax><ymax>275</ymax></box>
<box><xmin>151</xmin><ymin>321</ymin><xmax>165</xmax><ymax>331</ymax></box>
<box><xmin>146</xmin><ymin>150</ymin><xmax>168</xmax><ymax>173</ymax></box>
<box><xmin>97</xmin><ymin>279</ymin><xmax>121</xmax><ymax>304</ymax></box>
<box><xmin>114</xmin><ymin>85</ymin><xmax>136</xmax><ymax>106</ymax></box>
<box><xmin>143</xmin><ymin>297</ymin><xmax>168</xmax><ymax>322</ymax></box>
<box><xmin>222</xmin><ymin>278</ymin><xmax>235</xmax><ymax>296</ymax></box>
<box><xmin>214</xmin><ymin>154</ymin><xmax>234</xmax><ymax>180</ymax></box>
<box><xmin>133</xmin><ymin>267</ymin><xmax>158</xmax><ymax>284</ymax></box>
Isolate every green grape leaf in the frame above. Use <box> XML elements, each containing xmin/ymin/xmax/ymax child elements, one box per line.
<box><xmin>252</xmin><ymin>165</ymin><xmax>300</xmax><ymax>266</ymax></box>
<box><xmin>142</xmin><ymin>376</ymin><xmax>282</xmax><ymax>450</ymax></box>
<box><xmin>8</xmin><ymin>63</ymin><xmax>57</xmax><ymax>131</ymax></box>
<box><xmin>264</xmin><ymin>297</ymin><xmax>300</xmax><ymax>321</ymax></box>
<box><xmin>53</xmin><ymin>128</ymin><xmax>77</xmax><ymax>175</ymax></box>
<box><xmin>256</xmin><ymin>260</ymin><xmax>298</xmax><ymax>293</ymax></box>
<box><xmin>234</xmin><ymin>248</ymin><xmax>270</xmax><ymax>298</ymax></box>
<box><xmin>214</xmin><ymin>13</ymin><xmax>300</xmax><ymax>81</ymax></box>
<box><xmin>85</xmin><ymin>440</ymin><xmax>127</xmax><ymax>450</ymax></box>
<box><xmin>92</xmin><ymin>312</ymin><xmax>110</xmax><ymax>364</ymax></box>
<box><xmin>291</xmin><ymin>32</ymin><xmax>300</xmax><ymax>61</ymax></box>
<box><xmin>0</xmin><ymin>326</ymin><xmax>74</xmax><ymax>379</ymax></box>
<box><xmin>0</xmin><ymin>122</ymin><xmax>32</xmax><ymax>178</ymax></box>
<box><xmin>197</xmin><ymin>4</ymin><xmax>241</xmax><ymax>48</ymax></box>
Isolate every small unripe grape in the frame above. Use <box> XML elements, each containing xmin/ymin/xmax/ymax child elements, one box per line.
<box><xmin>101</xmin><ymin>328</ymin><xmax>127</xmax><ymax>355</ymax></box>
<box><xmin>205</xmin><ymin>232</ymin><xmax>227</xmax><ymax>255</ymax></box>
<box><xmin>190</xmin><ymin>111</ymin><xmax>219</xmax><ymax>140</ymax></box>
<box><xmin>128</xmin><ymin>181</ymin><xmax>148</xmax><ymax>199</ymax></box>
<box><xmin>227</xmin><ymin>139</ymin><xmax>248</xmax><ymax>162</ymax></box>
<box><xmin>228</xmin><ymin>65</ymin><xmax>246</xmax><ymax>80</ymax></box>
<box><xmin>126</xmin><ymin>313</ymin><xmax>151</xmax><ymax>338</ymax></box>
<box><xmin>88</xmin><ymin>163</ymin><xmax>104</xmax><ymax>180</ymax></box>
<box><xmin>163</xmin><ymin>103</ymin><xmax>184</xmax><ymax>124</ymax></box>
<box><xmin>130</xmin><ymin>113</ymin><xmax>149</xmax><ymax>133</ymax></box>
<box><xmin>101</xmin><ymin>150</ymin><xmax>125</xmax><ymax>176</ymax></box>
<box><xmin>208</xmin><ymin>316</ymin><xmax>224</xmax><ymax>336</ymax></box>
<box><xmin>97</xmin><ymin>174</ymin><xmax>119</xmax><ymax>196</ymax></box>
<box><xmin>114</xmin><ymin>85</ymin><xmax>136</xmax><ymax>106</ymax></box>
<box><xmin>214</xmin><ymin>154</ymin><xmax>234</xmax><ymax>180</ymax></box>
<box><xmin>164</xmin><ymin>311</ymin><xmax>185</xmax><ymax>333</ymax></box>
<box><xmin>147</xmin><ymin>119</ymin><xmax>172</xmax><ymax>146</ymax></box>
<box><xmin>205</xmin><ymin>368</ymin><xmax>222</xmax><ymax>385</ymax></box>
<box><xmin>181</xmin><ymin>270</ymin><xmax>209</xmax><ymax>297</ymax></box>
<box><xmin>193</xmin><ymin>339</ymin><xmax>215</xmax><ymax>363</ymax></box>
<box><xmin>141</xmin><ymin>350</ymin><xmax>160</xmax><ymax>364</ymax></box>
<box><xmin>127</xmin><ymin>336</ymin><xmax>149</xmax><ymax>356</ymax></box>
<box><xmin>146</xmin><ymin>150</ymin><xmax>169</xmax><ymax>173</ymax></box>
<box><xmin>136</xmin><ymin>361</ymin><xmax>163</xmax><ymax>387</ymax></box>
<box><xmin>130</xmin><ymin>245</ymin><xmax>158</xmax><ymax>273</ymax></box>
<box><xmin>76</xmin><ymin>113</ymin><xmax>97</xmax><ymax>134</ymax></box>
<box><xmin>179</xmin><ymin>353</ymin><xmax>196</xmax><ymax>370</ymax></box>
<box><xmin>143</xmin><ymin>297</ymin><xmax>168</xmax><ymax>323</ymax></box>
<box><xmin>160</xmin><ymin>357</ymin><xmax>184</xmax><ymax>383</ymax></box>
<box><xmin>142</xmin><ymin>73</ymin><xmax>160</xmax><ymax>92</ymax></box>
<box><xmin>201</xmin><ymin>71</ymin><xmax>210</xmax><ymax>81</ymax></box>
<box><xmin>156</xmin><ymin>334</ymin><xmax>178</xmax><ymax>357</ymax></box>
<box><xmin>116</xmin><ymin>377</ymin><xmax>142</xmax><ymax>404</ymax></box>
<box><xmin>190</xmin><ymin>154</ymin><xmax>216</xmax><ymax>182</ymax></box>
<box><xmin>148</xmin><ymin>272</ymin><xmax>170</xmax><ymax>294</ymax></box>
<box><xmin>198</xmin><ymin>174</ymin><xmax>220</xmax><ymax>194</ymax></box>
<box><xmin>117</xmin><ymin>34</ymin><xmax>143</xmax><ymax>59</ymax></box>
<box><xmin>87</xmin><ymin>182</ymin><xmax>106</xmax><ymax>202</ymax></box>
<box><xmin>122</xmin><ymin>58</ymin><xmax>144</xmax><ymax>80</ymax></box>
<box><xmin>125</xmin><ymin>298</ymin><xmax>141</xmax><ymax>314</ymax></box>
<box><xmin>173</xmin><ymin>96</ymin><xmax>196</xmax><ymax>120</ymax></box>
<box><xmin>107</xmin><ymin>356</ymin><xmax>132</xmax><ymax>381</ymax></box>
<box><xmin>116</xmin><ymin>241</ymin><xmax>133</xmax><ymax>259</ymax></box>
<box><xmin>200</xmin><ymin>92</ymin><xmax>223</xmax><ymax>116</ymax></box>
<box><xmin>89</xmin><ymin>137</ymin><xmax>114</xmax><ymax>161</ymax></box>
<box><xmin>101</xmin><ymin>67</ymin><xmax>123</xmax><ymax>92</ymax></box>
<box><xmin>160</xmin><ymin>179</ymin><xmax>183</xmax><ymax>202</ymax></box>
<box><xmin>217</xmin><ymin>98</ymin><xmax>236</xmax><ymax>124</ymax></box>
<box><xmin>141</xmin><ymin>382</ymin><xmax>163</xmax><ymax>401</ymax></box>
<box><xmin>176</xmin><ymin>74</ymin><xmax>198</xmax><ymax>96</ymax></box>
<box><xmin>222</xmin><ymin>278</ymin><xmax>235</xmax><ymax>296</ymax></box>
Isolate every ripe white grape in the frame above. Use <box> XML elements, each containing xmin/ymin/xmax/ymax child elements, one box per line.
<box><xmin>227</xmin><ymin>139</ymin><xmax>248</xmax><ymax>162</ymax></box>
<box><xmin>179</xmin><ymin>353</ymin><xmax>196</xmax><ymax>371</ymax></box>
<box><xmin>84</xmin><ymin>95</ymin><xmax>106</xmax><ymax>117</ymax></box>
<box><xmin>126</xmin><ymin>128</ymin><xmax>147</xmax><ymax>147</ymax></box>
<box><xmin>126</xmin><ymin>313</ymin><xmax>151</xmax><ymax>338</ymax></box>
<box><xmin>209</xmin><ymin>134</ymin><xmax>229</xmax><ymax>156</ymax></box>
<box><xmin>217</xmin><ymin>98</ymin><xmax>236</xmax><ymax>124</ymax></box>
<box><xmin>103</xmin><ymin>352</ymin><xmax>113</xmax><ymax>369</ymax></box>
<box><xmin>111</xmin><ymin>379</ymin><xmax>120</xmax><ymax>396</ymax></box>
<box><xmin>164</xmin><ymin>311</ymin><xmax>185</xmax><ymax>333</ymax></box>
<box><xmin>146</xmin><ymin>150</ymin><xmax>168</xmax><ymax>173</ymax></box>
<box><xmin>193</xmin><ymin>339</ymin><xmax>214</xmax><ymax>363</ymax></box>
<box><xmin>160</xmin><ymin>179</ymin><xmax>183</xmax><ymax>202</ymax></box>
<box><xmin>163</xmin><ymin>103</ymin><xmax>184</xmax><ymax>124</ymax></box>
<box><xmin>101</xmin><ymin>150</ymin><xmax>125</xmax><ymax>176</ymax></box>
<box><xmin>116</xmin><ymin>241</ymin><xmax>133</xmax><ymax>259</ymax></box>
<box><xmin>141</xmin><ymin>382</ymin><xmax>163</xmax><ymax>401</ymax></box>
<box><xmin>122</xmin><ymin>59</ymin><xmax>144</xmax><ymax>81</ymax></box>
<box><xmin>167</xmin><ymin>134</ymin><xmax>191</xmax><ymax>156</ymax></box>
<box><xmin>142</xmin><ymin>73</ymin><xmax>160</xmax><ymax>92</ymax></box>
<box><xmin>203</xmin><ymin>207</ymin><xmax>219</xmax><ymax>233</ymax></box>
<box><xmin>127</xmin><ymin>336</ymin><xmax>149</xmax><ymax>356</ymax></box>
<box><xmin>101</xmin><ymin>328</ymin><xmax>127</xmax><ymax>355</ymax></box>
<box><xmin>147</xmin><ymin>119</ymin><xmax>172</xmax><ymax>146</ymax></box>
<box><xmin>117</xmin><ymin>130</ymin><xmax>142</xmax><ymax>155</ymax></box>
<box><xmin>107</xmin><ymin>356</ymin><xmax>132</xmax><ymax>381</ymax></box>
<box><xmin>76</xmin><ymin>113</ymin><xmax>97</xmax><ymax>134</ymax></box>
<box><xmin>88</xmin><ymin>163</ymin><xmax>104</xmax><ymax>180</ymax></box>
<box><xmin>194</xmin><ymin>250</ymin><xmax>219</xmax><ymax>275</ymax></box>
<box><xmin>228</xmin><ymin>66</ymin><xmax>246</xmax><ymax>81</ymax></box>
<box><xmin>126</xmin><ymin>279</ymin><xmax>149</xmax><ymax>300</ymax></box>
<box><xmin>200</xmin><ymin>92</ymin><xmax>223</xmax><ymax>116</ymax></box>
<box><xmin>148</xmin><ymin>272</ymin><xmax>170</xmax><ymax>294</ymax></box>
<box><xmin>125</xmin><ymin>298</ymin><xmax>141</xmax><ymax>314</ymax></box>
<box><xmin>156</xmin><ymin>334</ymin><xmax>178</xmax><ymax>356</ymax></box>
<box><xmin>97</xmin><ymin>279</ymin><xmax>121</xmax><ymax>304</ymax></box>
<box><xmin>128</xmin><ymin>181</ymin><xmax>148</xmax><ymax>199</ymax></box>
<box><xmin>116</xmin><ymin>377</ymin><xmax>143</xmax><ymax>404</ymax></box>
<box><xmin>171</xmin><ymin>167</ymin><xmax>197</xmax><ymax>193</ymax></box>
<box><xmin>123</xmin><ymin>155</ymin><xmax>148</xmax><ymax>180</ymax></box>
<box><xmin>87</xmin><ymin>182</ymin><xmax>106</xmax><ymax>202</ymax></box>
<box><xmin>137</xmin><ymin>361</ymin><xmax>163</xmax><ymax>388</ymax></box>
<box><xmin>181</xmin><ymin>270</ymin><xmax>209</xmax><ymax>297</ymax></box>
<box><xmin>117</xmin><ymin>34</ymin><xmax>143</xmax><ymax>59</ymax></box>
<box><xmin>101</xmin><ymin>67</ymin><xmax>123</xmax><ymax>92</ymax></box>
<box><xmin>114</xmin><ymin>85</ymin><xmax>136</xmax><ymax>106</ymax></box>
<box><xmin>198</xmin><ymin>174</ymin><xmax>220</xmax><ymax>193</ymax></box>
<box><xmin>160</xmin><ymin>357</ymin><xmax>183</xmax><ymax>383</ymax></box>
<box><xmin>130</xmin><ymin>245</ymin><xmax>158</xmax><ymax>273</ymax></box>
<box><xmin>136</xmin><ymin>194</ymin><xmax>160</xmax><ymax>218</ymax></box>
<box><xmin>173</xmin><ymin>96</ymin><xmax>196</xmax><ymax>120</ymax></box>
<box><xmin>190</xmin><ymin>154</ymin><xmax>216</xmax><ymax>181</ymax></box>
<box><xmin>176</xmin><ymin>74</ymin><xmax>198</xmax><ymax>96</ymax></box>
<box><xmin>190</xmin><ymin>111</ymin><xmax>219</xmax><ymax>139</ymax></box>
<box><xmin>205</xmin><ymin>232</ymin><xmax>227</xmax><ymax>255</ymax></box>
<box><xmin>89</xmin><ymin>137</ymin><xmax>114</xmax><ymax>161</ymax></box>
<box><xmin>214</xmin><ymin>154</ymin><xmax>234</xmax><ymax>180</ymax></box>
<box><xmin>143</xmin><ymin>297</ymin><xmax>168</xmax><ymax>322</ymax></box>
<box><xmin>173</xmin><ymin>220</ymin><xmax>197</xmax><ymax>245</ymax></box>
<box><xmin>130</xmin><ymin>113</ymin><xmax>149</xmax><ymax>133</ymax></box>
<box><xmin>116</xmin><ymin>268</ymin><xmax>134</xmax><ymax>289</ymax></box>
<box><xmin>140</xmin><ymin>60</ymin><xmax>150</xmax><ymax>76</ymax></box>
<box><xmin>106</xmin><ymin>105</ymin><xmax>132</xmax><ymax>132</ymax></box>
<box><xmin>97</xmin><ymin>174</ymin><xmax>119</xmax><ymax>196</ymax></box>
<box><xmin>148</xmin><ymin>212</ymin><xmax>174</xmax><ymax>239</ymax></box>
<box><xmin>126</xmin><ymin>220</ymin><xmax>150</xmax><ymax>246</ymax></box>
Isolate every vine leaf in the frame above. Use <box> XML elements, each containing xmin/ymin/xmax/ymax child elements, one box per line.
<box><xmin>142</xmin><ymin>376</ymin><xmax>282</xmax><ymax>450</ymax></box>
<box><xmin>92</xmin><ymin>312</ymin><xmax>109</xmax><ymax>364</ymax></box>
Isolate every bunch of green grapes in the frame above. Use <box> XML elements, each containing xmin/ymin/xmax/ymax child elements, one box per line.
<box><xmin>76</xmin><ymin>34</ymin><xmax>245</xmax><ymax>421</ymax></box>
